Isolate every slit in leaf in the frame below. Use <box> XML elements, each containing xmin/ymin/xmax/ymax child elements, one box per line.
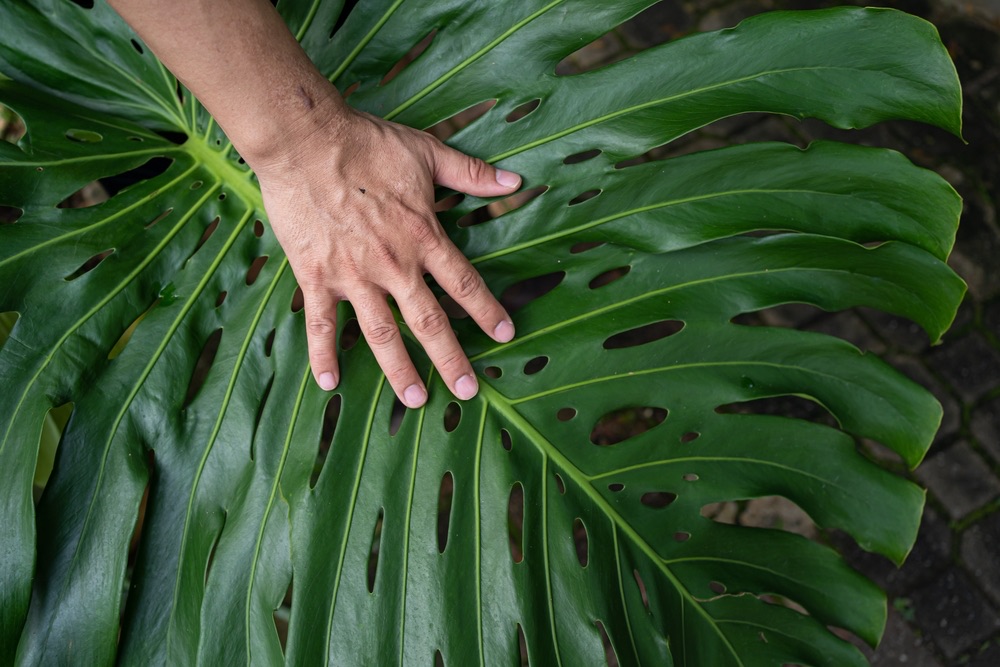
<box><xmin>250</xmin><ymin>374</ymin><xmax>275</xmax><ymax>461</ymax></box>
<box><xmin>570</xmin><ymin>240</ymin><xmax>604</xmax><ymax>254</ymax></box>
<box><xmin>681</xmin><ymin>431</ymin><xmax>700</xmax><ymax>443</ymax></box>
<box><xmin>556</xmin><ymin>32</ymin><xmax>630</xmax><ymax>74</ymax></box>
<box><xmin>608</xmin><ymin>483</ymin><xmax>624</xmax><ymax>493</ymax></box>
<box><xmin>557</xmin><ymin>407</ymin><xmax>576</xmax><ymax>422</ymax></box>
<box><xmin>367</xmin><ymin>508</ymin><xmax>384</xmax><ymax>593</ymax></box>
<box><xmin>683</xmin><ymin>473</ymin><xmax>699</xmax><ymax>482</ymax></box>
<box><xmin>588</xmin><ymin>265</ymin><xmax>630</xmax><ymax>290</ymax></box>
<box><xmin>264</xmin><ymin>328</ymin><xmax>276</xmax><ymax>357</ymax></box>
<box><xmin>65</xmin><ymin>128</ymin><xmax>103</xmax><ymax>143</ymax></box>
<box><xmin>425</xmin><ymin>100</ymin><xmax>496</xmax><ymax>142</ymax></box>
<box><xmin>716</xmin><ymin>395</ymin><xmax>834</xmax><ymax>427</ymax></box>
<box><xmin>0</xmin><ymin>105</ymin><xmax>26</xmax><ymax>144</ymax></box>
<box><xmin>523</xmin><ymin>356</ymin><xmax>548</xmax><ymax>375</ymax></box>
<box><xmin>437</xmin><ymin>471</ymin><xmax>454</xmax><ymax>553</ymax></box>
<box><xmin>183</xmin><ymin>328</ymin><xmax>223</xmax><ymax>408</ymax></box>
<box><xmin>0</xmin><ymin>205</ymin><xmax>23</xmax><ymax>223</ymax></box>
<box><xmin>290</xmin><ymin>286</ymin><xmax>304</xmax><ymax>313</ymax></box>
<box><xmin>633</xmin><ymin>569</ymin><xmax>650</xmax><ymax>611</ymax></box>
<box><xmin>187</xmin><ymin>216</ymin><xmax>220</xmax><ymax>263</ymax></box>
<box><xmin>253</xmin><ymin>219</ymin><xmax>265</xmax><ymax>237</ymax></box>
<box><xmin>568</xmin><ymin>189</ymin><xmax>601</xmax><ymax>206</ymax></box>
<box><xmin>108</xmin><ymin>297</ymin><xmax>159</xmax><ymax>359</ymax></box>
<box><xmin>64</xmin><ymin>248</ymin><xmax>114</xmax><ymax>281</ymax></box>
<box><xmin>595</xmin><ymin>620</ymin><xmax>618</xmax><ymax>666</ymax></box>
<box><xmin>484</xmin><ymin>366</ymin><xmax>502</xmax><ymax>379</ymax></box>
<box><xmin>0</xmin><ymin>311</ymin><xmax>20</xmax><ymax>356</ymax></box>
<box><xmin>153</xmin><ymin>130</ymin><xmax>188</xmax><ymax>146</ymax></box>
<box><xmin>204</xmin><ymin>511</ymin><xmax>227</xmax><ymax>584</ymax></box>
<box><xmin>517</xmin><ymin>623</ymin><xmax>529</xmax><ymax>666</ymax></box>
<box><xmin>443</xmin><ymin>401</ymin><xmax>461</xmax><ymax>433</ymax></box>
<box><xmin>505</xmin><ymin>98</ymin><xmax>540</xmax><ymax>123</ymax></box>
<box><xmin>500</xmin><ymin>270</ymin><xmax>564</xmax><ymax>313</ymax></box>
<box><xmin>57</xmin><ymin>181</ymin><xmax>109</xmax><ymax>209</ymax></box>
<box><xmin>273</xmin><ymin>578</ymin><xmax>292</xmax><ymax>653</ymax></box>
<box><xmin>34</xmin><ymin>401</ymin><xmax>73</xmax><ymax>498</ymax></box>
<box><xmin>215</xmin><ymin>291</ymin><xmax>227</xmax><ymax>308</ymax></box>
<box><xmin>554</xmin><ymin>473</ymin><xmax>565</xmax><ymax>495</ymax></box>
<box><xmin>604</xmin><ymin>320</ymin><xmax>683</xmax><ymax>350</ymax></box>
<box><xmin>434</xmin><ymin>649</ymin><xmax>444</xmax><ymax>667</ymax></box>
<box><xmin>501</xmin><ymin>429</ymin><xmax>512</xmax><ymax>452</ymax></box>
<box><xmin>508</xmin><ymin>482</ymin><xmax>524</xmax><ymax>564</ymax></box>
<box><xmin>590</xmin><ymin>406</ymin><xmax>667</xmax><ymax>445</ymax></box>
<box><xmin>310</xmin><ymin>394</ymin><xmax>342</xmax><ymax>488</ymax></box>
<box><xmin>641</xmin><ymin>492</ymin><xmax>677</xmax><ymax>509</ymax></box>
<box><xmin>456</xmin><ymin>185</ymin><xmax>548</xmax><ymax>228</ymax></box>
<box><xmin>564</xmin><ymin>148</ymin><xmax>602</xmax><ymax>165</ymax></box>
<box><xmin>388</xmin><ymin>396</ymin><xmax>406</xmax><ymax>436</ymax></box>
<box><xmin>130</xmin><ymin>38</ymin><xmax>144</xmax><ymax>55</ymax></box>
<box><xmin>245</xmin><ymin>255</ymin><xmax>269</xmax><ymax>286</ymax></box>
<box><xmin>144</xmin><ymin>208</ymin><xmax>173</xmax><ymax>229</ymax></box>
<box><xmin>98</xmin><ymin>156</ymin><xmax>173</xmax><ymax>198</ymax></box>
<box><xmin>674</xmin><ymin>531</ymin><xmax>691</xmax><ymax>542</ymax></box>
<box><xmin>573</xmin><ymin>518</ymin><xmax>588</xmax><ymax>567</ymax></box>
<box><xmin>380</xmin><ymin>29</ymin><xmax>437</xmax><ymax>86</ymax></box>
<box><xmin>434</xmin><ymin>192</ymin><xmax>465</xmax><ymax>213</ymax></box>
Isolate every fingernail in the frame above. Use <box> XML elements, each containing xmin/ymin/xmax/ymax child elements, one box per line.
<box><xmin>318</xmin><ymin>372</ymin><xmax>337</xmax><ymax>391</ymax></box>
<box><xmin>403</xmin><ymin>384</ymin><xmax>427</xmax><ymax>408</ymax></box>
<box><xmin>455</xmin><ymin>374</ymin><xmax>478</xmax><ymax>400</ymax></box>
<box><xmin>494</xmin><ymin>319</ymin><xmax>515</xmax><ymax>343</ymax></box>
<box><xmin>495</xmin><ymin>169</ymin><xmax>520</xmax><ymax>188</ymax></box>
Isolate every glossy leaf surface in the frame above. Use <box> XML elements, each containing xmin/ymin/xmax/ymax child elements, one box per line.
<box><xmin>0</xmin><ymin>1</ymin><xmax>963</xmax><ymax>665</ymax></box>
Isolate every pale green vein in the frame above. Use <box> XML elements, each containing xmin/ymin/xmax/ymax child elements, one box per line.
<box><xmin>385</xmin><ymin>0</ymin><xmax>567</xmax><ymax>121</ymax></box>
<box><xmin>612</xmin><ymin>526</ymin><xmax>641</xmax><ymax>665</ymax></box>
<box><xmin>323</xmin><ymin>376</ymin><xmax>387</xmax><ymax>665</ymax></box>
<box><xmin>480</xmin><ymin>382</ymin><xmax>744</xmax><ymax>666</ymax></box>
<box><xmin>327</xmin><ymin>0</ymin><xmax>407</xmax><ymax>84</ymax></box>
<box><xmin>245</xmin><ymin>364</ymin><xmax>311</xmax><ymax>663</ymax></box>
<box><xmin>293</xmin><ymin>0</ymin><xmax>323</xmax><ymax>42</ymax></box>
<box><xmin>540</xmin><ymin>456</ymin><xmax>563</xmax><ymax>667</ymax></box>
<box><xmin>474</xmin><ymin>401</ymin><xmax>487</xmax><ymax>667</ymax></box>
<box><xmin>4</xmin><ymin>145</ymin><xmax>177</xmax><ymax>168</ymax></box>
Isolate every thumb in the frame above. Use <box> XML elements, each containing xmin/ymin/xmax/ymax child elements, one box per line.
<box><xmin>431</xmin><ymin>141</ymin><xmax>521</xmax><ymax>197</ymax></box>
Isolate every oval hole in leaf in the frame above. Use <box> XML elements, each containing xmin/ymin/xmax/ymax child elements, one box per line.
<box><xmin>568</xmin><ymin>189</ymin><xmax>601</xmax><ymax>206</ymax></box>
<box><xmin>144</xmin><ymin>208</ymin><xmax>172</xmax><ymax>229</ymax></box>
<box><xmin>590</xmin><ymin>406</ymin><xmax>667</xmax><ymax>445</ymax></box>
<box><xmin>557</xmin><ymin>407</ymin><xmax>576</xmax><ymax>422</ymax></box>
<box><xmin>554</xmin><ymin>473</ymin><xmax>565</xmax><ymax>495</ymax></box>
<box><xmin>380</xmin><ymin>29</ymin><xmax>437</xmax><ymax>86</ymax></box>
<box><xmin>264</xmin><ymin>328</ymin><xmax>276</xmax><ymax>357</ymax></box>
<box><xmin>425</xmin><ymin>99</ymin><xmax>497</xmax><ymax>142</ymax></box>
<box><xmin>523</xmin><ymin>356</ymin><xmax>548</xmax><ymax>375</ymax></box>
<box><xmin>716</xmin><ymin>395</ymin><xmax>833</xmax><ymax>426</ymax></box>
<box><xmin>340</xmin><ymin>318</ymin><xmax>361</xmax><ymax>350</ymax></box>
<box><xmin>65</xmin><ymin>128</ymin><xmax>103</xmax><ymax>143</ymax></box>
<box><xmin>33</xmin><ymin>401</ymin><xmax>73</xmax><ymax>497</ymax></box>
<box><xmin>680</xmin><ymin>431</ymin><xmax>700</xmax><ymax>443</ymax></box>
<box><xmin>188</xmin><ymin>216</ymin><xmax>220</xmax><ymax>261</ymax></box>
<box><xmin>573</xmin><ymin>518</ymin><xmax>588</xmax><ymax>567</ymax></box>
<box><xmin>443</xmin><ymin>401</ymin><xmax>461</xmax><ymax>433</ymax></box>
<box><xmin>484</xmin><ymin>366</ymin><xmax>502</xmax><ymax>379</ymax></box>
<box><xmin>564</xmin><ymin>148</ymin><xmax>602</xmax><ymax>165</ymax></box>
<box><xmin>57</xmin><ymin>181</ymin><xmax>109</xmax><ymax>209</ymax></box>
<box><xmin>249</xmin><ymin>374</ymin><xmax>274</xmax><ymax>461</ymax></box>
<box><xmin>437</xmin><ymin>471</ymin><xmax>454</xmax><ymax>553</ymax></box>
<box><xmin>505</xmin><ymin>98</ymin><xmax>540</xmax><ymax>123</ymax></box>
<box><xmin>64</xmin><ymin>248</ymin><xmax>114</xmax><ymax>281</ymax></box>
<box><xmin>434</xmin><ymin>649</ymin><xmax>444</xmax><ymax>667</ymax></box>
<box><xmin>253</xmin><ymin>219</ymin><xmax>265</xmax><ymax>237</ymax></box>
<box><xmin>130</xmin><ymin>38</ymin><xmax>143</xmax><ymax>55</ymax></box>
<box><xmin>189</xmin><ymin>180</ymin><xmax>203</xmax><ymax>190</ymax></box>
<box><xmin>674</xmin><ymin>531</ymin><xmax>691</xmax><ymax>542</ymax></box>
<box><xmin>683</xmin><ymin>473</ymin><xmax>699</xmax><ymax>482</ymax></box>
<box><xmin>0</xmin><ymin>205</ymin><xmax>23</xmax><ymax>224</ymax></box>
<box><xmin>98</xmin><ymin>156</ymin><xmax>173</xmax><ymax>198</ymax></box>
<box><xmin>603</xmin><ymin>320</ymin><xmax>684</xmax><ymax>350</ymax></box>
<box><xmin>290</xmin><ymin>286</ymin><xmax>304</xmax><ymax>313</ymax></box>
<box><xmin>608</xmin><ymin>483</ymin><xmax>624</xmax><ymax>493</ymax></box>
<box><xmin>245</xmin><ymin>255</ymin><xmax>268</xmax><ymax>286</ymax></box>
<box><xmin>517</xmin><ymin>624</ymin><xmax>529</xmax><ymax>665</ymax></box>
<box><xmin>501</xmin><ymin>429</ymin><xmax>512</xmax><ymax>452</ymax></box>
<box><xmin>508</xmin><ymin>482</ymin><xmax>524</xmax><ymax>564</ymax></box>
<box><xmin>434</xmin><ymin>192</ymin><xmax>465</xmax><ymax>213</ymax></box>
<box><xmin>367</xmin><ymin>509</ymin><xmax>383</xmax><ymax>593</ymax></box>
<box><xmin>570</xmin><ymin>240</ymin><xmax>604</xmax><ymax>254</ymax></box>
<box><xmin>500</xmin><ymin>270</ymin><xmax>564</xmax><ymax>313</ymax></box>
<box><xmin>388</xmin><ymin>396</ymin><xmax>406</xmax><ymax>436</ymax></box>
<box><xmin>710</xmin><ymin>581</ymin><xmax>727</xmax><ymax>595</ymax></box>
<box><xmin>641</xmin><ymin>492</ymin><xmax>677</xmax><ymax>509</ymax></box>
<box><xmin>108</xmin><ymin>297</ymin><xmax>159</xmax><ymax>359</ymax></box>
<box><xmin>310</xmin><ymin>394</ymin><xmax>342</xmax><ymax>488</ymax></box>
<box><xmin>633</xmin><ymin>569</ymin><xmax>650</xmax><ymax>611</ymax></box>
<box><xmin>588</xmin><ymin>265</ymin><xmax>630</xmax><ymax>290</ymax></box>
<box><xmin>183</xmin><ymin>328</ymin><xmax>223</xmax><ymax>408</ymax></box>
<box><xmin>456</xmin><ymin>185</ymin><xmax>548</xmax><ymax>228</ymax></box>
<box><xmin>595</xmin><ymin>620</ymin><xmax>618</xmax><ymax>666</ymax></box>
<box><xmin>556</xmin><ymin>31</ymin><xmax>630</xmax><ymax>74</ymax></box>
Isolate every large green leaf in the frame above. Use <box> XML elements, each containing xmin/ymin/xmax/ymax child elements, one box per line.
<box><xmin>0</xmin><ymin>1</ymin><xmax>964</xmax><ymax>665</ymax></box>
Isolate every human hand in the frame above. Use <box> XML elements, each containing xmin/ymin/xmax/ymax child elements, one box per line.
<box><xmin>253</xmin><ymin>103</ymin><xmax>521</xmax><ymax>409</ymax></box>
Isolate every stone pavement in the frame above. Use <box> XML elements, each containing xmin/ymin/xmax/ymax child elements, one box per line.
<box><xmin>557</xmin><ymin>1</ymin><xmax>1000</xmax><ymax>664</ymax></box>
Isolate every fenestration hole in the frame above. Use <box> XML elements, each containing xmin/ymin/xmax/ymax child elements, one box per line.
<box><xmin>641</xmin><ymin>492</ymin><xmax>677</xmax><ymax>509</ymax></box>
<box><xmin>590</xmin><ymin>407</ymin><xmax>667</xmax><ymax>445</ymax></box>
<box><xmin>508</xmin><ymin>482</ymin><xmax>524</xmax><ymax>564</ymax></box>
<box><xmin>603</xmin><ymin>320</ymin><xmax>683</xmax><ymax>350</ymax></box>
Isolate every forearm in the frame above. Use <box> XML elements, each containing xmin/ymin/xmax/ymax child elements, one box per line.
<box><xmin>108</xmin><ymin>0</ymin><xmax>345</xmax><ymax>166</ymax></box>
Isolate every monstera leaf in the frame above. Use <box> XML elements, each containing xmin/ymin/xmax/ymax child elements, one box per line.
<box><xmin>0</xmin><ymin>1</ymin><xmax>964</xmax><ymax>665</ymax></box>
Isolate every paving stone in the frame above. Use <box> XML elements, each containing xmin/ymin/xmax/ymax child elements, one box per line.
<box><xmin>832</xmin><ymin>508</ymin><xmax>951</xmax><ymax>597</ymax></box>
<box><xmin>968</xmin><ymin>639</ymin><xmax>1000</xmax><ymax>667</ymax></box>
<box><xmin>908</xmin><ymin>567</ymin><xmax>1000</xmax><ymax>659</ymax></box>
<box><xmin>984</xmin><ymin>298</ymin><xmax>1000</xmax><ymax>342</ymax></box>
<box><xmin>916</xmin><ymin>442</ymin><xmax>1000</xmax><ymax>520</ymax></box>
<box><xmin>887</xmin><ymin>356</ymin><xmax>962</xmax><ymax>445</ymax></box>
<box><xmin>971</xmin><ymin>396</ymin><xmax>1000</xmax><ymax>464</ymax></box>
<box><xmin>858</xmin><ymin>610</ymin><xmax>943</xmax><ymax>667</ymax></box>
<box><xmin>962</xmin><ymin>513</ymin><xmax>1000</xmax><ymax>607</ymax></box>
<box><xmin>806</xmin><ymin>311</ymin><xmax>887</xmax><ymax>355</ymax></box>
<box><xmin>927</xmin><ymin>334</ymin><xmax>1000</xmax><ymax>402</ymax></box>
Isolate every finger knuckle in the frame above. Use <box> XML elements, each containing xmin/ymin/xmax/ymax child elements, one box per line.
<box><xmin>306</xmin><ymin>314</ymin><xmax>337</xmax><ymax>338</ymax></box>
<box><xmin>437</xmin><ymin>349</ymin><xmax>467</xmax><ymax>373</ymax></box>
<box><xmin>366</xmin><ymin>321</ymin><xmax>400</xmax><ymax>347</ymax></box>
<box><xmin>466</xmin><ymin>156</ymin><xmax>490</xmax><ymax>184</ymax></box>
<box><xmin>453</xmin><ymin>268</ymin><xmax>483</xmax><ymax>300</ymax></box>
<box><xmin>412</xmin><ymin>308</ymin><xmax>450</xmax><ymax>337</ymax></box>
<box><xmin>409</xmin><ymin>216</ymin><xmax>442</xmax><ymax>250</ymax></box>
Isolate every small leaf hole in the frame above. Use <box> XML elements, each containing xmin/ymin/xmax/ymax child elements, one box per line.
<box><xmin>484</xmin><ymin>366</ymin><xmax>502</xmax><ymax>379</ymax></box>
<box><xmin>253</xmin><ymin>219</ymin><xmax>265</xmax><ymax>237</ymax></box>
<box><xmin>563</xmin><ymin>149</ymin><xmax>602</xmax><ymax>165</ymax></box>
<box><xmin>568</xmin><ymin>189</ymin><xmax>601</xmax><ymax>207</ymax></box>
<box><xmin>673</xmin><ymin>531</ymin><xmax>691</xmax><ymax>542</ymax></box>
<box><xmin>517</xmin><ymin>624</ymin><xmax>529</xmax><ymax>665</ymax></box>
<box><xmin>508</xmin><ymin>482</ymin><xmax>524</xmax><ymax>564</ymax></box>
<box><xmin>710</xmin><ymin>581</ymin><xmax>727</xmax><ymax>595</ymax></box>
<box><xmin>680</xmin><ymin>431</ymin><xmax>700</xmax><ymax>443</ymax></box>
<box><xmin>443</xmin><ymin>401</ymin><xmax>461</xmax><ymax>433</ymax></box>
<box><xmin>310</xmin><ymin>394</ymin><xmax>342</xmax><ymax>488</ymax></box>
<box><xmin>65</xmin><ymin>128</ymin><xmax>103</xmax><ymax>143</ymax></box>
<box><xmin>554</xmin><ymin>473</ymin><xmax>565</xmax><ymax>495</ymax></box>
<box><xmin>500</xmin><ymin>270</ymin><xmax>564</xmax><ymax>314</ymax></box>
<box><xmin>608</xmin><ymin>483</ymin><xmax>624</xmax><ymax>493</ymax></box>
<box><xmin>64</xmin><ymin>248</ymin><xmax>114</xmax><ymax>281</ymax></box>
<box><xmin>683</xmin><ymin>473</ymin><xmax>699</xmax><ymax>482</ymax></box>
<box><xmin>437</xmin><ymin>471</ymin><xmax>454</xmax><ymax>553</ymax></box>
<box><xmin>603</xmin><ymin>320</ymin><xmax>683</xmax><ymax>350</ymax></box>
<box><xmin>215</xmin><ymin>291</ymin><xmax>227</xmax><ymax>308</ymax></box>
<box><xmin>290</xmin><ymin>286</ymin><xmax>304</xmax><ymax>313</ymax></box>
<box><xmin>501</xmin><ymin>429</ymin><xmax>512</xmax><ymax>452</ymax></box>
<box><xmin>505</xmin><ymin>98</ymin><xmax>540</xmax><ymax>123</ymax></box>
<box><xmin>591</xmin><ymin>407</ymin><xmax>667</xmax><ymax>445</ymax></box>
<box><xmin>264</xmin><ymin>328</ymin><xmax>276</xmax><ymax>357</ymax></box>
<box><xmin>183</xmin><ymin>328</ymin><xmax>223</xmax><ymax>408</ymax></box>
<box><xmin>641</xmin><ymin>492</ymin><xmax>677</xmax><ymax>509</ymax></box>
<box><xmin>456</xmin><ymin>185</ymin><xmax>548</xmax><ymax>228</ymax></box>
<box><xmin>573</xmin><ymin>518</ymin><xmax>588</xmax><ymax>567</ymax></box>
<box><xmin>557</xmin><ymin>407</ymin><xmax>576</xmax><ymax>422</ymax></box>
<box><xmin>388</xmin><ymin>396</ymin><xmax>406</xmax><ymax>436</ymax></box>
<box><xmin>588</xmin><ymin>265</ymin><xmax>630</xmax><ymax>290</ymax></box>
<box><xmin>367</xmin><ymin>509</ymin><xmax>384</xmax><ymax>593</ymax></box>
<box><xmin>245</xmin><ymin>255</ymin><xmax>268</xmax><ymax>286</ymax></box>
<box><xmin>0</xmin><ymin>206</ymin><xmax>24</xmax><ymax>224</ymax></box>
<box><xmin>523</xmin><ymin>356</ymin><xmax>548</xmax><ymax>375</ymax></box>
<box><xmin>144</xmin><ymin>208</ymin><xmax>172</xmax><ymax>229</ymax></box>
<box><xmin>189</xmin><ymin>180</ymin><xmax>203</xmax><ymax>190</ymax></box>
<box><xmin>187</xmin><ymin>216</ymin><xmax>220</xmax><ymax>260</ymax></box>
<box><xmin>130</xmin><ymin>38</ymin><xmax>144</xmax><ymax>54</ymax></box>
<box><xmin>633</xmin><ymin>569</ymin><xmax>650</xmax><ymax>611</ymax></box>
<box><xmin>570</xmin><ymin>240</ymin><xmax>604</xmax><ymax>254</ymax></box>
<box><xmin>380</xmin><ymin>29</ymin><xmax>437</xmax><ymax>86</ymax></box>
<box><xmin>434</xmin><ymin>649</ymin><xmax>444</xmax><ymax>667</ymax></box>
